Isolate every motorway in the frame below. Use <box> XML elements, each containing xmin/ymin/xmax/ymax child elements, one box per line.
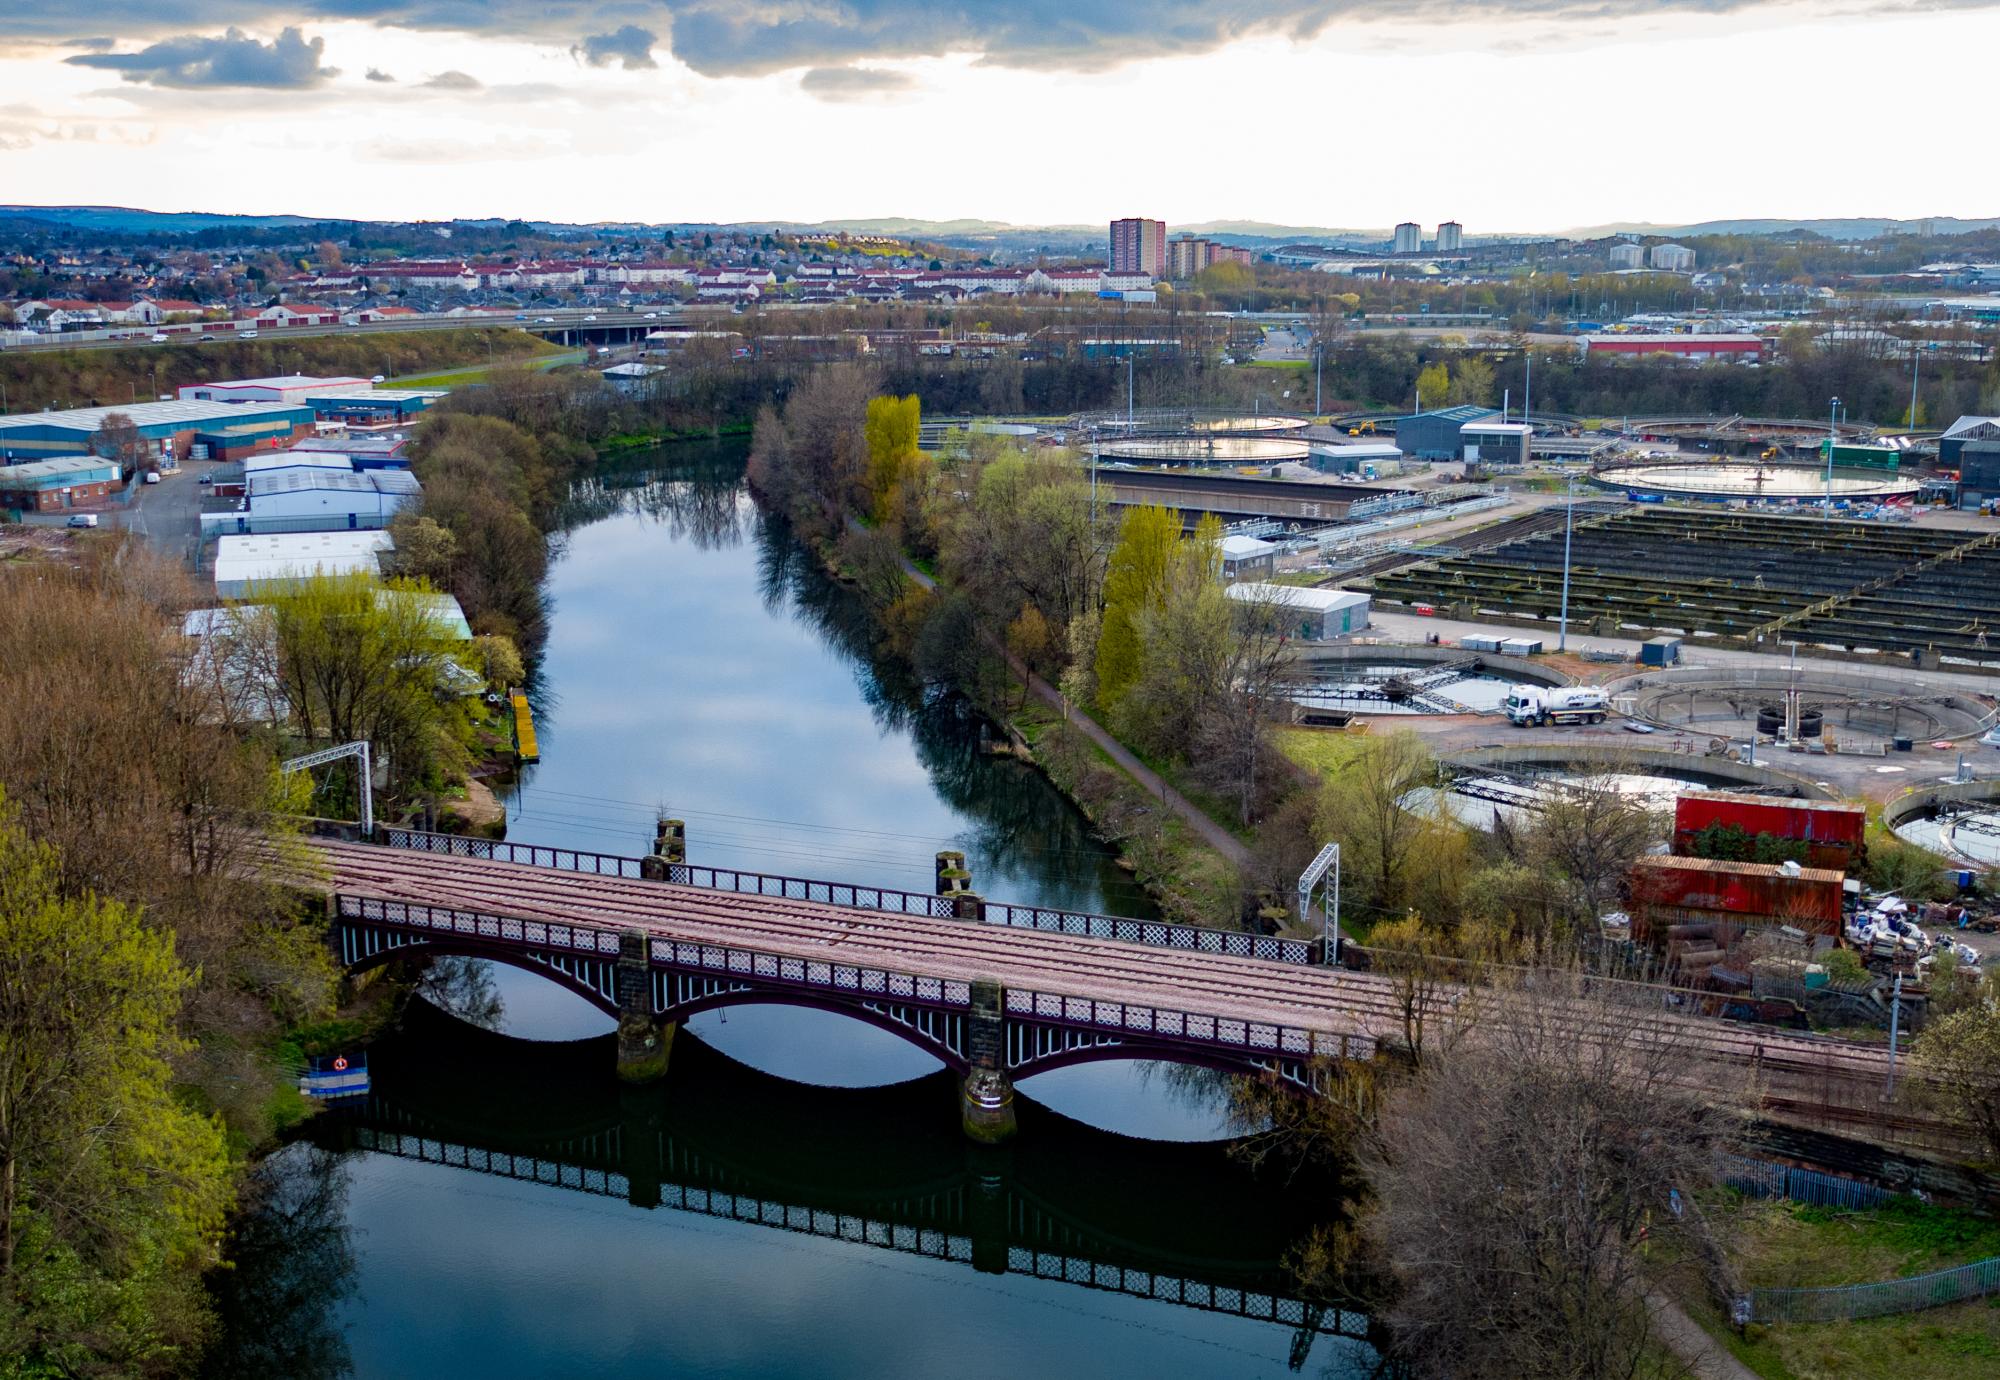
<box><xmin>0</xmin><ymin>306</ymin><xmax>692</xmax><ymax>355</ymax></box>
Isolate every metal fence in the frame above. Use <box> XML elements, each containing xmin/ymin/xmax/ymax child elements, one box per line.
<box><xmin>1748</xmin><ymin>1256</ymin><xmax>2000</xmax><ymax>1323</ymax></box>
<box><xmin>381</xmin><ymin>826</ymin><xmax>642</xmax><ymax>877</ymax></box>
<box><xmin>1721</xmin><ymin>1154</ymin><xmax>1894</xmax><ymax>1212</ymax></box>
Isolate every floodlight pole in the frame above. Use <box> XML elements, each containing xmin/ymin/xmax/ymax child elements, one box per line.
<box><xmin>1824</xmin><ymin>396</ymin><xmax>1840</xmax><ymax>516</ymax></box>
<box><xmin>1558</xmin><ymin>473</ymin><xmax>1577</xmax><ymax>652</ymax></box>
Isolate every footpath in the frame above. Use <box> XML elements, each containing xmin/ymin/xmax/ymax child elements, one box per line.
<box><xmin>880</xmin><ymin>532</ymin><xmax>1252</xmax><ymax>870</ymax></box>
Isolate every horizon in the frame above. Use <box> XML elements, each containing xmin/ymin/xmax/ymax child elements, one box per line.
<box><xmin>5</xmin><ymin>5</ymin><xmax>2000</xmax><ymax>228</ymax></box>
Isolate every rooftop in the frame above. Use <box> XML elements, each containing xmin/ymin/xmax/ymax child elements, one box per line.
<box><xmin>1224</xmin><ymin>583</ymin><xmax>1369</xmax><ymax>612</ymax></box>
<box><xmin>0</xmin><ymin>456</ymin><xmax>119</xmax><ymax>483</ymax></box>
<box><xmin>0</xmin><ymin>399</ymin><xmax>306</xmax><ymax>436</ymax></box>
<box><xmin>191</xmin><ymin>375</ymin><xmax>372</xmax><ymax>392</ymax></box>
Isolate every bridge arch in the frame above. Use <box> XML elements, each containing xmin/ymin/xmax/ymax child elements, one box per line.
<box><xmin>661</xmin><ymin>989</ymin><xmax>967</xmax><ymax>1074</ymax></box>
<box><xmin>345</xmin><ymin>937</ymin><xmax>621</xmax><ymax>1020</ymax></box>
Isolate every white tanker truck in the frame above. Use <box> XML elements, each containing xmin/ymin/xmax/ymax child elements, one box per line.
<box><xmin>1504</xmin><ymin>685</ymin><xmax>1610</xmax><ymax>727</ymax></box>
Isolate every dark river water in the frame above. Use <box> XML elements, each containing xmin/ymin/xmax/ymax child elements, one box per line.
<box><xmin>203</xmin><ymin>440</ymin><xmax>1377</xmax><ymax>1379</ymax></box>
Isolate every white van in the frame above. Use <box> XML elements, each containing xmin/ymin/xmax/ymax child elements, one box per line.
<box><xmin>66</xmin><ymin>514</ymin><xmax>98</xmax><ymax>528</ymax></box>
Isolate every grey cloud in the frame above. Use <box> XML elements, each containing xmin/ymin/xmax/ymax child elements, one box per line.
<box><xmin>798</xmin><ymin>66</ymin><xmax>915</xmax><ymax>101</ymax></box>
<box><xmin>420</xmin><ymin>69</ymin><xmax>481</xmax><ymax>89</ymax></box>
<box><xmin>365</xmin><ymin>66</ymin><xmax>396</xmax><ymax>81</ymax></box>
<box><xmin>63</xmin><ymin>26</ymin><xmax>336</xmax><ymax>88</ymax></box>
<box><xmin>574</xmin><ymin>24</ymin><xmax>657</xmax><ymax>69</ymax></box>
<box><xmin>19</xmin><ymin>0</ymin><xmax>1999</xmax><ymax>77</ymax></box>
<box><xmin>69</xmin><ymin>37</ymin><xmax>117</xmax><ymax>52</ymax></box>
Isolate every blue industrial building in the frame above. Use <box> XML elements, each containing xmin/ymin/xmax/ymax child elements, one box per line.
<box><xmin>0</xmin><ymin>399</ymin><xmax>314</xmax><ymax>464</ymax></box>
<box><xmin>304</xmin><ymin>389</ymin><xmax>445</xmax><ymax>425</ymax></box>
<box><xmin>1393</xmin><ymin>405</ymin><xmax>1500</xmax><ymax>461</ymax></box>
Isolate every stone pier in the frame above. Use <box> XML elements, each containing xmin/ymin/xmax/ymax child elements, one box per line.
<box><xmin>960</xmin><ymin>976</ymin><xmax>1017</xmax><ymax>1144</ymax></box>
<box><xmin>615</xmin><ymin>927</ymin><xmax>674</xmax><ymax>1084</ymax></box>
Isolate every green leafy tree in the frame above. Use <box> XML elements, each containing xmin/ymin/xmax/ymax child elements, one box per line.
<box><xmin>0</xmin><ymin>789</ymin><xmax>231</xmax><ymax>1369</ymax></box>
<box><xmin>1094</xmin><ymin>504</ymin><xmax>1180</xmax><ymax>710</ymax></box>
<box><xmin>1448</xmin><ymin>355</ymin><xmax>1495</xmax><ymax>407</ymax></box>
<box><xmin>863</xmin><ymin>393</ymin><xmax>921</xmax><ymax>524</ymax></box>
<box><xmin>1414</xmin><ymin>362</ymin><xmax>1449</xmax><ymax>410</ymax></box>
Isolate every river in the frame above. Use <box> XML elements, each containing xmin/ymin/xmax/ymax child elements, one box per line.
<box><xmin>203</xmin><ymin>440</ymin><xmax>1376</xmax><ymax>1379</ymax></box>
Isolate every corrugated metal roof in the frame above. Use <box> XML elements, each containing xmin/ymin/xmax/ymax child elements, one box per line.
<box><xmin>0</xmin><ymin>456</ymin><xmax>120</xmax><ymax>484</ymax></box>
<box><xmin>1631</xmin><ymin>855</ymin><xmax>1844</xmax><ymax>883</ymax></box>
<box><xmin>0</xmin><ymin>400</ymin><xmax>306</xmax><ymax>435</ymax></box>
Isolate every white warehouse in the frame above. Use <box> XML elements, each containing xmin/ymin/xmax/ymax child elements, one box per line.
<box><xmin>244</xmin><ymin>468</ymin><xmax>419</xmax><ymax>524</ymax></box>
<box><xmin>1224</xmin><ymin>583</ymin><xmax>1371</xmax><ymax>640</ymax></box>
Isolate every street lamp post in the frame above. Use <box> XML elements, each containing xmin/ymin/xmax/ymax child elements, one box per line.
<box><xmin>1558</xmin><ymin>473</ymin><xmax>1578</xmax><ymax>651</ymax></box>
<box><xmin>1824</xmin><ymin>396</ymin><xmax>1841</xmax><ymax>516</ymax></box>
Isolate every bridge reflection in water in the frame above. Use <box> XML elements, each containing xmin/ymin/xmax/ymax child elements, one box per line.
<box><xmin>311</xmin><ymin>999</ymin><xmax>1382</xmax><ymax>1365</ymax></box>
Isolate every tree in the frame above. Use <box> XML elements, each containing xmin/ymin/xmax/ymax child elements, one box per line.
<box><xmin>384</xmin><ymin>513</ymin><xmax>458</xmax><ymax>585</ymax></box>
<box><xmin>250</xmin><ymin>572</ymin><xmax>477</xmax><ymax>808</ymax></box>
<box><xmin>1094</xmin><ymin>504</ymin><xmax>1180</xmax><ymax>710</ymax></box>
<box><xmin>1448</xmin><ymin>354</ymin><xmax>1495</xmax><ymax>407</ymax></box>
<box><xmin>315</xmin><ymin>239</ymin><xmax>344</xmax><ymax>271</ymax></box>
<box><xmin>1003</xmin><ymin>604</ymin><xmax>1053</xmax><ymax>707</ymax></box>
<box><xmin>1911</xmin><ymin>1003</ymin><xmax>2000</xmax><ymax>1159</ymax></box>
<box><xmin>1317</xmin><ymin>730</ymin><xmax>1454</xmax><ymax>919</ymax></box>
<box><xmin>95</xmin><ymin>409</ymin><xmax>150</xmax><ymax>476</ymax></box>
<box><xmin>1367</xmin><ymin>972</ymin><xmax>1738</xmax><ymax>1380</ymax></box>
<box><xmin>0</xmin><ymin>789</ymin><xmax>232</xmax><ymax>1369</ymax></box>
<box><xmin>862</xmin><ymin>392</ymin><xmax>921</xmax><ymax>524</ymax></box>
<box><xmin>1521</xmin><ymin>768</ymin><xmax>1668</xmax><ymax>946</ymax></box>
<box><xmin>1414</xmin><ymin>362</ymin><xmax>1449</xmax><ymax>410</ymax></box>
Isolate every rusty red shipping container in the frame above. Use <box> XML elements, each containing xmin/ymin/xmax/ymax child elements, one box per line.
<box><xmin>1672</xmin><ymin>791</ymin><xmax>1866</xmax><ymax>868</ymax></box>
<box><xmin>1629</xmin><ymin>855</ymin><xmax>1844</xmax><ymax>945</ymax></box>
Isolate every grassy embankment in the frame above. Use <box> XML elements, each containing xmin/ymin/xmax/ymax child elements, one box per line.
<box><xmin>0</xmin><ymin>328</ymin><xmax>565</xmax><ymax>413</ymax></box>
<box><xmin>1674</xmin><ymin>1195</ymin><xmax>2000</xmax><ymax>1379</ymax></box>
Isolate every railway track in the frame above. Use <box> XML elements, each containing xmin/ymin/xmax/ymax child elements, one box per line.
<box><xmin>270</xmin><ymin>837</ymin><xmax>1940</xmax><ymax>1146</ymax></box>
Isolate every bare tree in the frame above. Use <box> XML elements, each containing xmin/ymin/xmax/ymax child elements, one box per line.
<box><xmin>1365</xmin><ymin>971</ymin><xmax>1741</xmax><ymax>1380</ymax></box>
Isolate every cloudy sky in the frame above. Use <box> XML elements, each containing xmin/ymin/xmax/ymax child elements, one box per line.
<box><xmin>0</xmin><ymin>2</ymin><xmax>1992</xmax><ymax>232</ymax></box>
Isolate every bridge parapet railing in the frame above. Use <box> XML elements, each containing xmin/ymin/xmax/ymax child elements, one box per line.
<box><xmin>1005</xmin><ymin>987</ymin><xmax>1373</xmax><ymax>1063</ymax></box>
<box><xmin>335</xmin><ymin>894</ymin><xmax>974</xmax><ymax>1012</ymax></box>
<box><xmin>667</xmin><ymin>862</ymin><xmax>959</xmax><ymax>919</ymax></box>
<box><xmin>373</xmin><ymin>828</ymin><xmax>1311</xmax><ymax>966</ymax></box>
<box><xmin>381</xmin><ymin>826</ymin><xmax>643</xmax><ymax>878</ymax></box>
<box><xmin>981</xmin><ymin>903</ymin><xmax>1313</xmax><ymax>965</ymax></box>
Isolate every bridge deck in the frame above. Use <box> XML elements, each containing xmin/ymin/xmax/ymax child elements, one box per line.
<box><xmin>298</xmin><ymin>838</ymin><xmax>1379</xmax><ymax>1041</ymax></box>
<box><xmin>289</xmin><ymin>840</ymin><xmax>1907</xmax><ymax>1104</ymax></box>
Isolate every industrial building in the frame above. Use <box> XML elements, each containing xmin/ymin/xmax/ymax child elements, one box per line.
<box><xmin>1224</xmin><ymin>583</ymin><xmax>1370</xmax><ymax>640</ymax></box>
<box><xmin>0</xmin><ymin>456</ymin><xmax>121</xmax><ymax>512</ymax></box>
<box><xmin>1392</xmin><ymin>223</ymin><xmax>1422</xmax><ymax>254</ymax></box>
<box><xmin>1307</xmin><ymin>439</ymin><xmax>1404</xmax><ymax>478</ymax></box>
<box><xmin>305</xmin><ymin>389</ymin><xmax>442</xmax><ymax>425</ymax></box>
<box><xmin>291</xmin><ymin>433</ymin><xmax>412</xmax><ymax>468</ymax></box>
<box><xmin>211</xmin><ymin>530</ymin><xmax>395</xmax><ymax>599</ymax></box>
<box><xmin>1959</xmin><ymin>440</ymin><xmax>2000</xmax><ymax>508</ymax></box>
<box><xmin>1580</xmin><ymin>334</ymin><xmax>1764</xmax><ymax>362</ymax></box>
<box><xmin>1435</xmin><ymin>221</ymin><xmax>1463</xmax><ymax>253</ymax></box>
<box><xmin>247</xmin><ymin>469</ymin><xmax>418</xmax><ymax>521</ymax></box>
<box><xmin>1392</xmin><ymin>405</ymin><xmax>1499</xmax><ymax>460</ymax></box>
<box><xmin>1940</xmin><ymin>415</ymin><xmax>2000</xmax><ymax>469</ymax></box>
<box><xmin>0</xmin><ymin>399</ymin><xmax>314</xmax><ymax>463</ymax></box>
<box><xmin>180</xmin><ymin>375</ymin><xmax>372</xmax><ymax>407</ymax></box>
<box><xmin>1218</xmin><ymin>535</ymin><xmax>1279</xmax><ymax>583</ymax></box>
<box><xmin>1109</xmin><ymin>218</ymin><xmax>1167</xmax><ymax>277</ymax></box>
<box><xmin>1459</xmin><ymin>420</ymin><xmax>1532</xmax><ymax>466</ymax></box>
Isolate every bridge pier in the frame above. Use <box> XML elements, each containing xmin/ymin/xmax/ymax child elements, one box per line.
<box><xmin>640</xmin><ymin>818</ymin><xmax>686</xmax><ymax>881</ymax></box>
<box><xmin>615</xmin><ymin>928</ymin><xmax>674</xmax><ymax>1084</ymax></box>
<box><xmin>960</xmin><ymin>976</ymin><xmax>1017</xmax><ymax>1144</ymax></box>
<box><xmin>936</xmin><ymin>850</ymin><xmax>982</xmax><ymax>922</ymax></box>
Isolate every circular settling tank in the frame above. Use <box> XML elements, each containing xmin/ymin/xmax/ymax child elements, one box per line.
<box><xmin>1595</xmin><ymin>462</ymin><xmax>1921</xmax><ymax>501</ymax></box>
<box><xmin>1613</xmin><ymin>668</ymin><xmax>1993</xmax><ymax>744</ymax></box>
<box><xmin>1285</xmin><ymin>651</ymin><xmax>1556</xmax><ymax>722</ymax></box>
<box><xmin>1096</xmin><ymin>435</ymin><xmax>1310</xmax><ymax>465</ymax></box>
<box><xmin>1410</xmin><ymin>767</ymin><xmax>1748</xmax><ymax>833</ymax></box>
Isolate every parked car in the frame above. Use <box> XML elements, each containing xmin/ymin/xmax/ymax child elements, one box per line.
<box><xmin>66</xmin><ymin>514</ymin><xmax>97</xmax><ymax>528</ymax></box>
<box><xmin>199</xmin><ymin>472</ymin><xmax>213</xmax><ymax>484</ymax></box>
<box><xmin>143</xmin><ymin>471</ymin><xmax>161</xmax><ymax>485</ymax></box>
